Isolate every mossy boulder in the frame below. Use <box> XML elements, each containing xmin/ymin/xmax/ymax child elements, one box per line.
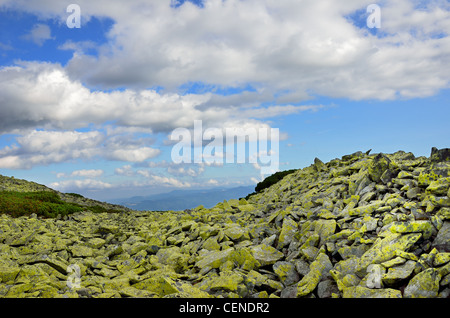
<box><xmin>382</xmin><ymin>260</ymin><xmax>416</xmax><ymax>286</ymax></box>
<box><xmin>404</xmin><ymin>268</ymin><xmax>441</xmax><ymax>298</ymax></box>
<box><xmin>368</xmin><ymin>154</ymin><xmax>392</xmax><ymax>183</ymax></box>
<box><xmin>296</xmin><ymin>253</ymin><xmax>332</xmax><ymax>297</ymax></box>
<box><xmin>1</xmin><ymin>148</ymin><xmax>449</xmax><ymax>298</ymax></box>
<box><xmin>273</xmin><ymin>261</ymin><xmax>299</xmax><ymax>286</ymax></box>
<box><xmin>277</xmin><ymin>217</ymin><xmax>298</xmax><ymax>248</ymax></box>
<box><xmin>342</xmin><ymin>286</ymin><xmax>402</xmax><ymax>298</ymax></box>
<box><xmin>356</xmin><ymin>233</ymin><xmax>422</xmax><ymax>276</ymax></box>
<box><xmin>251</xmin><ymin>244</ymin><xmax>284</xmax><ymax>266</ymax></box>
<box><xmin>195</xmin><ymin>248</ymin><xmax>235</xmax><ymax>270</ymax></box>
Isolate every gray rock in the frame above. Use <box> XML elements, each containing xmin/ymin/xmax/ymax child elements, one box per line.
<box><xmin>273</xmin><ymin>261</ymin><xmax>299</xmax><ymax>286</ymax></box>
<box><xmin>368</xmin><ymin>153</ymin><xmax>391</xmax><ymax>183</ymax></box>
<box><xmin>430</xmin><ymin>147</ymin><xmax>450</xmax><ymax>163</ymax></box>
<box><xmin>432</xmin><ymin>221</ymin><xmax>450</xmax><ymax>252</ymax></box>
<box><xmin>280</xmin><ymin>285</ymin><xmax>297</xmax><ymax>298</ymax></box>
<box><xmin>317</xmin><ymin>279</ymin><xmax>339</xmax><ymax>298</ymax></box>
<box><xmin>294</xmin><ymin>259</ymin><xmax>310</xmax><ymax>277</ymax></box>
<box><xmin>404</xmin><ymin>268</ymin><xmax>441</xmax><ymax>298</ymax></box>
<box><xmin>250</xmin><ymin>244</ymin><xmax>284</xmax><ymax>266</ymax></box>
<box><xmin>382</xmin><ymin>260</ymin><xmax>416</xmax><ymax>286</ymax></box>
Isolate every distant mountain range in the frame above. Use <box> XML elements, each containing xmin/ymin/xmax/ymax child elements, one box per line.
<box><xmin>109</xmin><ymin>186</ymin><xmax>255</xmax><ymax>211</ymax></box>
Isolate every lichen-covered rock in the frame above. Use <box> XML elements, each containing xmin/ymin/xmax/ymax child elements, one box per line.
<box><xmin>273</xmin><ymin>261</ymin><xmax>299</xmax><ymax>286</ymax></box>
<box><xmin>382</xmin><ymin>260</ymin><xmax>416</xmax><ymax>286</ymax></box>
<box><xmin>368</xmin><ymin>154</ymin><xmax>391</xmax><ymax>183</ymax></box>
<box><xmin>0</xmin><ymin>265</ymin><xmax>20</xmax><ymax>284</ymax></box>
<box><xmin>277</xmin><ymin>217</ymin><xmax>298</xmax><ymax>248</ymax></box>
<box><xmin>296</xmin><ymin>253</ymin><xmax>332</xmax><ymax>297</ymax></box>
<box><xmin>430</xmin><ymin>147</ymin><xmax>450</xmax><ymax>163</ymax></box>
<box><xmin>432</xmin><ymin>221</ymin><xmax>450</xmax><ymax>252</ymax></box>
<box><xmin>356</xmin><ymin>233</ymin><xmax>422</xmax><ymax>276</ymax></box>
<box><xmin>390</xmin><ymin>221</ymin><xmax>434</xmax><ymax>240</ymax></box>
<box><xmin>223</xmin><ymin>225</ymin><xmax>249</xmax><ymax>242</ymax></box>
<box><xmin>342</xmin><ymin>286</ymin><xmax>402</xmax><ymax>298</ymax></box>
<box><xmin>69</xmin><ymin>245</ymin><xmax>94</xmax><ymax>258</ymax></box>
<box><xmin>1</xmin><ymin>148</ymin><xmax>449</xmax><ymax>298</ymax></box>
<box><xmin>404</xmin><ymin>268</ymin><xmax>441</xmax><ymax>298</ymax></box>
<box><xmin>156</xmin><ymin>246</ymin><xmax>190</xmax><ymax>273</ymax></box>
<box><xmin>314</xmin><ymin>219</ymin><xmax>336</xmax><ymax>246</ymax></box>
<box><xmin>426</xmin><ymin>178</ymin><xmax>450</xmax><ymax>196</ymax></box>
<box><xmin>250</xmin><ymin>244</ymin><xmax>284</xmax><ymax>266</ymax></box>
<box><xmin>202</xmin><ymin>271</ymin><xmax>245</xmax><ymax>296</ymax></box>
<box><xmin>195</xmin><ymin>248</ymin><xmax>235</xmax><ymax>269</ymax></box>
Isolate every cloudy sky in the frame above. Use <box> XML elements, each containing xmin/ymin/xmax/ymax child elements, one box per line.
<box><xmin>0</xmin><ymin>0</ymin><xmax>449</xmax><ymax>201</ymax></box>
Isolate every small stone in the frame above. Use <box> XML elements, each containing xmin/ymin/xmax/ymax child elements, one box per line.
<box><xmin>426</xmin><ymin>179</ymin><xmax>450</xmax><ymax>196</ymax></box>
<box><xmin>208</xmin><ymin>271</ymin><xmax>245</xmax><ymax>295</ymax></box>
<box><xmin>273</xmin><ymin>261</ymin><xmax>299</xmax><ymax>286</ymax></box>
<box><xmin>434</xmin><ymin>253</ymin><xmax>450</xmax><ymax>266</ymax></box>
<box><xmin>195</xmin><ymin>248</ymin><xmax>234</xmax><ymax>269</ymax></box>
<box><xmin>382</xmin><ymin>260</ymin><xmax>416</xmax><ymax>286</ymax></box>
<box><xmin>250</xmin><ymin>244</ymin><xmax>284</xmax><ymax>266</ymax></box>
<box><xmin>296</xmin><ymin>253</ymin><xmax>332</xmax><ymax>297</ymax></box>
<box><xmin>69</xmin><ymin>245</ymin><xmax>94</xmax><ymax>258</ymax></box>
<box><xmin>86</xmin><ymin>238</ymin><xmax>106</xmax><ymax>249</ymax></box>
<box><xmin>277</xmin><ymin>217</ymin><xmax>298</xmax><ymax>248</ymax></box>
<box><xmin>432</xmin><ymin>221</ymin><xmax>450</xmax><ymax>252</ymax></box>
<box><xmin>368</xmin><ymin>154</ymin><xmax>391</xmax><ymax>183</ymax></box>
<box><xmin>406</xmin><ymin>187</ymin><xmax>422</xmax><ymax>199</ymax></box>
<box><xmin>317</xmin><ymin>280</ymin><xmax>339</xmax><ymax>298</ymax></box>
<box><xmin>294</xmin><ymin>259</ymin><xmax>310</xmax><ymax>277</ymax></box>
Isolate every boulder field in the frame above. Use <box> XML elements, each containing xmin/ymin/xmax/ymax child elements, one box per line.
<box><xmin>0</xmin><ymin>148</ymin><xmax>449</xmax><ymax>298</ymax></box>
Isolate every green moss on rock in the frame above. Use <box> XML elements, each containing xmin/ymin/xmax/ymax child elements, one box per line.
<box><xmin>1</xmin><ymin>148</ymin><xmax>449</xmax><ymax>298</ymax></box>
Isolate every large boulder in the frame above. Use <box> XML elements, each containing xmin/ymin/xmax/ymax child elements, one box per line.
<box><xmin>430</xmin><ymin>147</ymin><xmax>450</xmax><ymax>163</ymax></box>
<box><xmin>404</xmin><ymin>268</ymin><xmax>441</xmax><ymax>298</ymax></box>
<box><xmin>368</xmin><ymin>154</ymin><xmax>392</xmax><ymax>183</ymax></box>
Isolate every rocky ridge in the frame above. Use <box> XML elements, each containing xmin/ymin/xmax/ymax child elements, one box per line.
<box><xmin>0</xmin><ymin>148</ymin><xmax>449</xmax><ymax>298</ymax></box>
<box><xmin>0</xmin><ymin>174</ymin><xmax>130</xmax><ymax>213</ymax></box>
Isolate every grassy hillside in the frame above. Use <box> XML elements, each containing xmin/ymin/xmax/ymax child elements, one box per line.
<box><xmin>0</xmin><ymin>191</ymin><xmax>83</xmax><ymax>218</ymax></box>
<box><xmin>0</xmin><ymin>174</ymin><xmax>130</xmax><ymax>217</ymax></box>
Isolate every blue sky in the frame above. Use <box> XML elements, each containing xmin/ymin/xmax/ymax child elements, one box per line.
<box><xmin>0</xmin><ymin>0</ymin><xmax>449</xmax><ymax>201</ymax></box>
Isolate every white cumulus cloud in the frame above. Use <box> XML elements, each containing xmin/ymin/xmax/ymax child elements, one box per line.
<box><xmin>71</xmin><ymin>169</ymin><xmax>104</xmax><ymax>178</ymax></box>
